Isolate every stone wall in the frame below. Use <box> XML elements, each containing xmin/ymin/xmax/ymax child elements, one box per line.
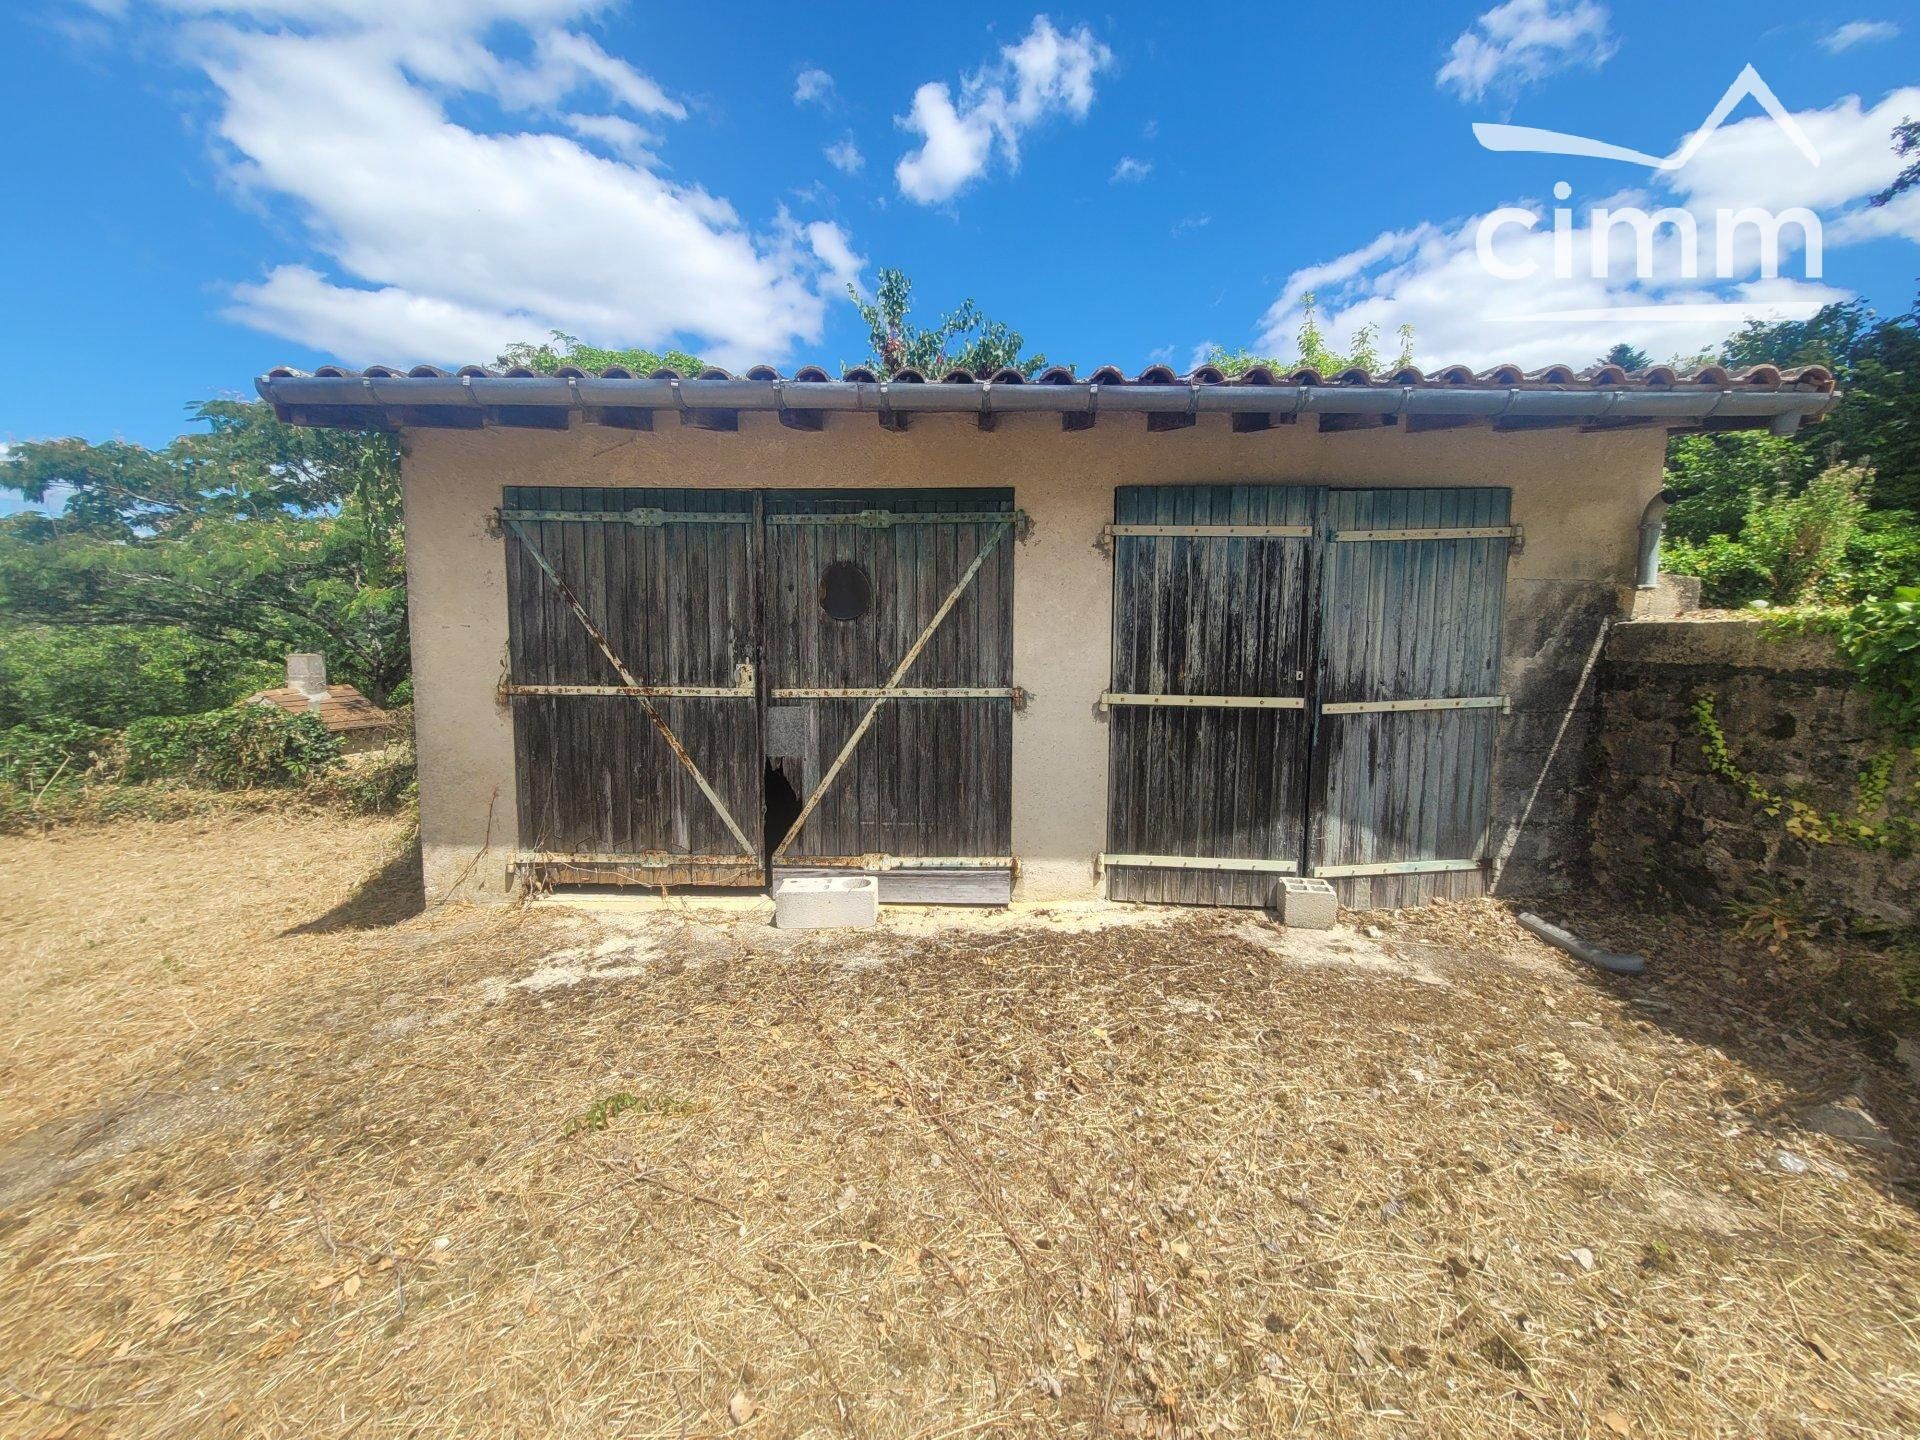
<box><xmin>1593</xmin><ymin>618</ymin><xmax>1920</xmax><ymax>925</ymax></box>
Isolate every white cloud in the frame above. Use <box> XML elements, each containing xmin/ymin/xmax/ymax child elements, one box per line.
<box><xmin>563</xmin><ymin>112</ymin><xmax>655</xmax><ymax>160</ymax></box>
<box><xmin>804</xmin><ymin>220</ymin><xmax>865</xmax><ymax>296</ymax></box>
<box><xmin>130</xmin><ymin>1</ymin><xmax>854</xmax><ymax>368</ymax></box>
<box><xmin>824</xmin><ymin>136</ymin><xmax>864</xmax><ymax>174</ymax></box>
<box><xmin>1253</xmin><ymin>85</ymin><xmax>1920</xmax><ymax>370</ymax></box>
<box><xmin>1437</xmin><ymin>0</ymin><xmax>1616</xmax><ymax>103</ymax></box>
<box><xmin>1822</xmin><ymin>20</ymin><xmax>1899</xmax><ymax>54</ymax></box>
<box><xmin>793</xmin><ymin>66</ymin><xmax>833</xmax><ymax>106</ymax></box>
<box><xmin>1110</xmin><ymin>155</ymin><xmax>1151</xmax><ymax>183</ymax></box>
<box><xmin>895</xmin><ymin>15</ymin><xmax>1113</xmax><ymax>204</ymax></box>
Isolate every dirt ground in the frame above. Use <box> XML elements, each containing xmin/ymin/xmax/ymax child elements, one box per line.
<box><xmin>4</xmin><ymin>813</ymin><xmax>1920</xmax><ymax>1439</ymax></box>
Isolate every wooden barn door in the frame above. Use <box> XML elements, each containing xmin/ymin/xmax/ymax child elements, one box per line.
<box><xmin>1309</xmin><ymin>488</ymin><xmax>1512</xmax><ymax>907</ymax></box>
<box><xmin>1102</xmin><ymin>484</ymin><xmax>1320</xmax><ymax>905</ymax></box>
<box><xmin>762</xmin><ymin>489</ymin><xmax>1015</xmax><ymax>902</ymax></box>
<box><xmin>502</xmin><ymin>486</ymin><xmax>764</xmax><ymax>887</ymax></box>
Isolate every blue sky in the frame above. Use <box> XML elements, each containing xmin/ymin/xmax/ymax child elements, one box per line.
<box><xmin>2</xmin><ymin>0</ymin><xmax>1917</xmax><ymax>454</ymax></box>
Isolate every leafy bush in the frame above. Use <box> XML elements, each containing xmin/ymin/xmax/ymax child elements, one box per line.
<box><xmin>1664</xmin><ymin>432</ymin><xmax>1813</xmax><ymax>544</ymax></box>
<box><xmin>0</xmin><ymin>624</ymin><xmax>278</xmax><ymax>730</ymax></box>
<box><xmin>120</xmin><ymin>704</ymin><xmax>341</xmax><ymax>788</ymax></box>
<box><xmin>1835</xmin><ymin>588</ymin><xmax>1920</xmax><ymax>741</ymax></box>
<box><xmin>1664</xmin><ymin>463</ymin><xmax>1879</xmax><ymax>607</ymax></box>
<box><xmin>1844</xmin><ymin>511</ymin><xmax>1920</xmax><ymax>600</ymax></box>
<box><xmin>1747</xmin><ymin>464</ymin><xmax>1870</xmax><ymax>603</ymax></box>
<box><xmin>307</xmin><ymin>710</ymin><xmax>416</xmax><ymax>814</ymax></box>
<box><xmin>1660</xmin><ymin>533</ymin><xmax>1769</xmax><ymax>609</ymax></box>
<box><xmin>0</xmin><ymin>719</ymin><xmax>113</xmax><ymax>791</ymax></box>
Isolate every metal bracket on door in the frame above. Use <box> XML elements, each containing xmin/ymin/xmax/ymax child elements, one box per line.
<box><xmin>1330</xmin><ymin>524</ymin><xmax>1523</xmax><ymax>555</ymax></box>
<box><xmin>774</xmin><ymin>686</ymin><xmax>1015</xmax><ymax>700</ymax></box>
<box><xmin>500</xmin><ymin>508</ymin><xmax>753</xmax><ymax>526</ymax></box>
<box><xmin>1314</xmin><ymin>858</ymin><xmax>1485</xmax><ymax>879</ymax></box>
<box><xmin>504</xmin><ymin>663</ymin><xmax>757</xmax><ymax>700</ymax></box>
<box><xmin>1101</xmin><ymin>692</ymin><xmax>1306</xmax><ymax>710</ymax></box>
<box><xmin>1099</xmin><ymin>522</ymin><xmax>1312</xmax><ymax>557</ymax></box>
<box><xmin>769</xmin><ymin>508</ymin><xmax>1022</xmax><ymax>529</ymax></box>
<box><xmin>1320</xmin><ymin>695</ymin><xmax>1508</xmax><ymax>715</ymax></box>
<box><xmin>777</xmin><ymin>854</ymin><xmax>1013</xmax><ymax>871</ymax></box>
<box><xmin>1099</xmin><ymin>853</ymin><xmax>1301</xmax><ymax>873</ymax></box>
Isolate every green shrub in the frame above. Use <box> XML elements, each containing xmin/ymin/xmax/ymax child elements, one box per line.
<box><xmin>0</xmin><ymin>624</ymin><xmax>279</xmax><ymax>730</ymax></box>
<box><xmin>1843</xmin><ymin>511</ymin><xmax>1920</xmax><ymax>599</ymax></box>
<box><xmin>1836</xmin><ymin>587</ymin><xmax>1920</xmax><ymax>741</ymax></box>
<box><xmin>1660</xmin><ymin>533</ymin><xmax>1769</xmax><ymax>609</ymax></box>
<box><xmin>1665</xmin><ymin>462</ymin><xmax>1879</xmax><ymax>607</ymax></box>
<box><xmin>307</xmin><ymin>716</ymin><xmax>416</xmax><ymax>815</ymax></box>
<box><xmin>120</xmin><ymin>704</ymin><xmax>340</xmax><ymax>788</ymax></box>
<box><xmin>0</xmin><ymin>720</ymin><xmax>113</xmax><ymax>791</ymax></box>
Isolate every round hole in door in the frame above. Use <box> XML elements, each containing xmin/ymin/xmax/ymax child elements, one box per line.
<box><xmin>819</xmin><ymin>559</ymin><xmax>872</xmax><ymax>622</ymax></box>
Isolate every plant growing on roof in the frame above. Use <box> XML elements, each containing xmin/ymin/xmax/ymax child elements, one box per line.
<box><xmin>1203</xmin><ymin>294</ymin><xmax>1415</xmax><ymax>379</ymax></box>
<box><xmin>847</xmin><ymin>268</ymin><xmax>1047</xmax><ymax>378</ymax></box>
<box><xmin>495</xmin><ymin>331</ymin><xmax>704</xmax><ymax>376</ymax></box>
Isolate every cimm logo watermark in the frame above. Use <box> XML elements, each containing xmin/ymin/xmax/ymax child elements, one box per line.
<box><xmin>1472</xmin><ymin>65</ymin><xmax>1824</xmax><ymax>322</ymax></box>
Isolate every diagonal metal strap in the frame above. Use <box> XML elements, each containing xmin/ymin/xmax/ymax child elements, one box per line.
<box><xmin>506</xmin><ymin>518</ymin><xmax>757</xmax><ymax>860</ymax></box>
<box><xmin>774</xmin><ymin>517</ymin><xmax>1013</xmax><ymax>862</ymax></box>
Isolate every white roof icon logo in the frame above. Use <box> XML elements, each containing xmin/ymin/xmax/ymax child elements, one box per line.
<box><xmin>1474</xmin><ymin>64</ymin><xmax>1820</xmax><ymax>170</ymax></box>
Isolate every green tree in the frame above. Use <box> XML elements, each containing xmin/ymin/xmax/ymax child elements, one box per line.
<box><xmin>1720</xmin><ymin>300</ymin><xmax>1874</xmax><ymax>372</ymax></box>
<box><xmin>496</xmin><ymin>331</ymin><xmax>704</xmax><ymax>375</ymax></box>
<box><xmin>1204</xmin><ymin>294</ymin><xmax>1415</xmax><ymax>378</ymax></box>
<box><xmin>848</xmin><ymin>269</ymin><xmax>1047</xmax><ymax>377</ymax></box>
<box><xmin>1664</xmin><ymin>432</ymin><xmax>1815</xmax><ymax>543</ymax></box>
<box><xmin>1600</xmin><ymin>342</ymin><xmax>1651</xmax><ymax>371</ymax></box>
<box><xmin>1873</xmin><ymin>118</ymin><xmax>1920</xmax><ymax>207</ymax></box>
<box><xmin>0</xmin><ymin>400</ymin><xmax>410</xmax><ymax>704</ymax></box>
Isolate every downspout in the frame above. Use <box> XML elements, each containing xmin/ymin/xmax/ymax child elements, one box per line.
<box><xmin>1636</xmin><ymin>488</ymin><xmax>1675</xmax><ymax>590</ymax></box>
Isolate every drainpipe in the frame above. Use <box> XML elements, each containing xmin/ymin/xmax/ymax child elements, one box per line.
<box><xmin>1636</xmin><ymin>488</ymin><xmax>1675</xmax><ymax>590</ymax></box>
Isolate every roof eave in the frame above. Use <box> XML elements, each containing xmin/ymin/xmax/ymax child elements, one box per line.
<box><xmin>254</xmin><ymin>374</ymin><xmax>1840</xmax><ymax>435</ymax></box>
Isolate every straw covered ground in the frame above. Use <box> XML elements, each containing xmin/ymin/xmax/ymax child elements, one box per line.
<box><xmin>3</xmin><ymin>811</ymin><xmax>1920</xmax><ymax>1439</ymax></box>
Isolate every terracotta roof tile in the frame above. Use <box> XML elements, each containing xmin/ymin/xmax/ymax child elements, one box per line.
<box><xmin>248</xmin><ymin>684</ymin><xmax>395</xmax><ymax>735</ymax></box>
<box><xmin>265</xmin><ymin>361</ymin><xmax>1835</xmax><ymax>392</ymax></box>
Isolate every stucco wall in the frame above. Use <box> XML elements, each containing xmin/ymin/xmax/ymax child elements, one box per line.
<box><xmin>399</xmin><ymin>411</ymin><xmax>1668</xmax><ymax>905</ymax></box>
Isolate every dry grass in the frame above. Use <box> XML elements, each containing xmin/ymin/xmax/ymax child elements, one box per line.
<box><xmin>3</xmin><ymin>815</ymin><xmax>1920</xmax><ymax>1438</ymax></box>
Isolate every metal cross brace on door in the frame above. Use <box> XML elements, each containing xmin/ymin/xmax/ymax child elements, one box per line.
<box><xmin>504</xmin><ymin>518</ymin><xmax>758</xmax><ymax>861</ymax></box>
<box><xmin>773</xmin><ymin>515</ymin><xmax>1015</xmax><ymax>863</ymax></box>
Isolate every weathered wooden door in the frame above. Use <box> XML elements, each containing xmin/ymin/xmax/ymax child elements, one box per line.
<box><xmin>1309</xmin><ymin>488</ymin><xmax>1511</xmax><ymax>907</ymax></box>
<box><xmin>1103</xmin><ymin>484</ymin><xmax>1513</xmax><ymax>909</ymax></box>
<box><xmin>1103</xmin><ymin>484</ymin><xmax>1320</xmax><ymax>905</ymax></box>
<box><xmin>502</xmin><ymin>486</ymin><xmax>764</xmax><ymax>887</ymax></box>
<box><xmin>762</xmin><ymin>489</ymin><xmax>1015</xmax><ymax>902</ymax></box>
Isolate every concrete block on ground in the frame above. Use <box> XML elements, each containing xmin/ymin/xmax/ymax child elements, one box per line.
<box><xmin>774</xmin><ymin>875</ymin><xmax>879</xmax><ymax>931</ymax></box>
<box><xmin>1279</xmin><ymin>877</ymin><xmax>1338</xmax><ymax>930</ymax></box>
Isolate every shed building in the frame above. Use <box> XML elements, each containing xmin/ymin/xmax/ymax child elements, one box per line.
<box><xmin>259</xmin><ymin>360</ymin><xmax>1836</xmax><ymax>910</ymax></box>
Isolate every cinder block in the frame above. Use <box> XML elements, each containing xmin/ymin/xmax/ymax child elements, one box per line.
<box><xmin>1279</xmin><ymin>876</ymin><xmax>1338</xmax><ymax>929</ymax></box>
<box><xmin>774</xmin><ymin>875</ymin><xmax>879</xmax><ymax>931</ymax></box>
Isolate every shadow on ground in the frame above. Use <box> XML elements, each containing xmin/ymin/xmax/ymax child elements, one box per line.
<box><xmin>1520</xmin><ymin>888</ymin><xmax>1920</xmax><ymax>1202</ymax></box>
<box><xmin>284</xmin><ymin>834</ymin><xmax>425</xmax><ymax>935</ymax></box>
